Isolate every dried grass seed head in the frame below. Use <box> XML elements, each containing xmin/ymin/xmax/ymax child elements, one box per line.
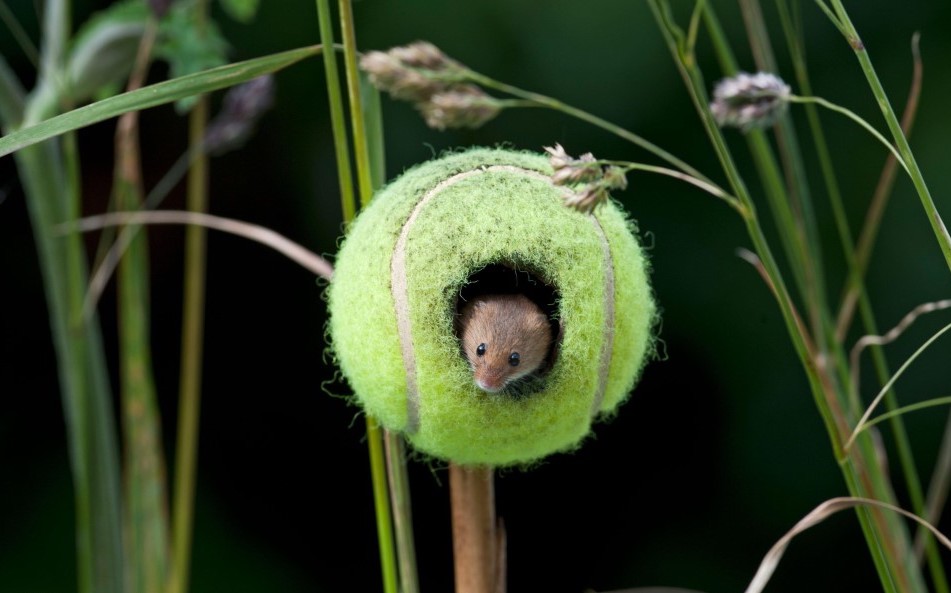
<box><xmin>360</xmin><ymin>41</ymin><xmax>469</xmax><ymax>103</ymax></box>
<box><xmin>602</xmin><ymin>165</ymin><xmax>628</xmax><ymax>191</ymax></box>
<box><xmin>418</xmin><ymin>85</ymin><xmax>501</xmax><ymax>130</ymax></box>
<box><xmin>710</xmin><ymin>71</ymin><xmax>791</xmax><ymax>131</ymax></box>
<box><xmin>544</xmin><ymin>144</ymin><xmax>628</xmax><ymax>213</ymax></box>
<box><xmin>545</xmin><ymin>144</ymin><xmax>599</xmax><ymax>184</ymax></box>
<box><xmin>389</xmin><ymin>41</ymin><xmax>459</xmax><ymax>71</ymax></box>
<box><xmin>360</xmin><ymin>50</ymin><xmax>447</xmax><ymax>102</ymax></box>
<box><xmin>563</xmin><ymin>185</ymin><xmax>608</xmax><ymax>214</ymax></box>
<box><xmin>362</xmin><ymin>41</ymin><xmax>509</xmax><ymax>131</ymax></box>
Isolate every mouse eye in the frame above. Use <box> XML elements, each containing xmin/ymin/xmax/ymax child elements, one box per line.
<box><xmin>509</xmin><ymin>352</ymin><xmax>520</xmax><ymax>367</ymax></box>
<box><xmin>476</xmin><ymin>343</ymin><xmax>486</xmax><ymax>357</ymax></box>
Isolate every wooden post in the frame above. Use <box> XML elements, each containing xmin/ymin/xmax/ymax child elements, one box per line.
<box><xmin>449</xmin><ymin>464</ymin><xmax>505</xmax><ymax>593</ymax></box>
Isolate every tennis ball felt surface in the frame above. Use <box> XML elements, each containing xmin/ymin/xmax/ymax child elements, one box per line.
<box><xmin>328</xmin><ymin>148</ymin><xmax>655</xmax><ymax>466</ymax></box>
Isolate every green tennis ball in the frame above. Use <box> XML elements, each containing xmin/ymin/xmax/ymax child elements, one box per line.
<box><xmin>328</xmin><ymin>147</ymin><xmax>655</xmax><ymax>466</ymax></box>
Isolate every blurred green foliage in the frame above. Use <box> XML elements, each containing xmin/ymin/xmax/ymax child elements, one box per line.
<box><xmin>3</xmin><ymin>1</ymin><xmax>951</xmax><ymax>591</ymax></box>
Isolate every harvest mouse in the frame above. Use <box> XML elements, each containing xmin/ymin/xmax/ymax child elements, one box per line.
<box><xmin>457</xmin><ymin>293</ymin><xmax>553</xmax><ymax>393</ymax></box>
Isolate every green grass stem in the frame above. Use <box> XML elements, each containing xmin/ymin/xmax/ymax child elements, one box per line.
<box><xmin>115</xmin><ymin>22</ymin><xmax>171</xmax><ymax>593</ymax></box>
<box><xmin>861</xmin><ymin>397</ymin><xmax>951</xmax><ymax>432</ymax></box>
<box><xmin>467</xmin><ymin>70</ymin><xmax>717</xmax><ymax>187</ymax></box>
<box><xmin>361</xmin><ymin>75</ymin><xmax>419</xmax><ymax>593</ymax></box>
<box><xmin>702</xmin><ymin>6</ymin><xmax>818</xmax><ymax>337</ymax></box>
<box><xmin>0</xmin><ymin>1</ymin><xmax>39</xmax><ymax>68</ymax></box>
<box><xmin>168</xmin><ymin>90</ymin><xmax>208</xmax><ymax>593</ymax></box>
<box><xmin>367</xmin><ymin>419</ymin><xmax>400</xmax><ymax>593</ymax></box>
<box><xmin>776</xmin><ymin>8</ymin><xmax>945</xmax><ymax>588</ymax></box>
<box><xmin>385</xmin><ymin>432</ymin><xmax>420</xmax><ymax>593</ymax></box>
<box><xmin>317</xmin><ymin>3</ymin><xmax>400</xmax><ymax>592</ymax></box>
<box><xmin>361</xmin><ymin>73</ymin><xmax>386</xmax><ymax>189</ymax></box>
<box><xmin>16</xmin><ymin>140</ymin><xmax>126</xmax><ymax>593</ymax></box>
<box><xmin>3</xmin><ymin>1</ymin><xmax>125</xmax><ymax>590</ymax></box>
<box><xmin>738</xmin><ymin>0</ymin><xmax>829</xmax><ymax>347</ymax></box>
<box><xmin>649</xmin><ymin>0</ymin><xmax>839</xmax><ymax>456</ymax></box>
<box><xmin>117</xmin><ymin>165</ymin><xmax>171</xmax><ymax>593</ymax></box>
<box><xmin>824</xmin><ymin>0</ymin><xmax>951</xmax><ymax>274</ymax></box>
<box><xmin>788</xmin><ymin>96</ymin><xmax>907</xmax><ymax>173</ymax></box>
<box><xmin>39</xmin><ymin>0</ymin><xmax>68</xmax><ymax>82</ymax></box>
<box><xmin>922</xmin><ymin>411</ymin><xmax>951</xmax><ymax>557</ymax></box>
<box><xmin>0</xmin><ymin>53</ymin><xmax>26</xmax><ymax>123</ymax></box>
<box><xmin>846</xmin><ymin>321</ymin><xmax>951</xmax><ymax>452</ymax></box>
<box><xmin>836</xmin><ymin>34</ymin><xmax>922</xmax><ymax>338</ymax></box>
<box><xmin>316</xmin><ymin>0</ymin><xmax>356</xmax><ymax>223</ymax></box>
<box><xmin>338</xmin><ymin>0</ymin><xmax>373</xmax><ymax>207</ymax></box>
<box><xmin>169</xmin><ymin>4</ymin><xmax>212</xmax><ymax>591</ymax></box>
<box><xmin>598</xmin><ymin>159</ymin><xmax>742</xmax><ymax>212</ymax></box>
<box><xmin>651</xmin><ymin>2</ymin><xmax>927</xmax><ymax>590</ymax></box>
<box><xmin>0</xmin><ymin>45</ymin><xmax>321</xmax><ymax>158</ymax></box>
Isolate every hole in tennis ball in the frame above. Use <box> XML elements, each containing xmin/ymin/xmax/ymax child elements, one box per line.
<box><xmin>454</xmin><ymin>263</ymin><xmax>562</xmax><ymax>394</ymax></box>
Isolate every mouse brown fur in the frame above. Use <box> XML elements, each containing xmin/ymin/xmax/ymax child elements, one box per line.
<box><xmin>457</xmin><ymin>293</ymin><xmax>553</xmax><ymax>393</ymax></box>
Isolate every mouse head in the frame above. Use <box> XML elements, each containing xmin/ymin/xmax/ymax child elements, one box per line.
<box><xmin>458</xmin><ymin>294</ymin><xmax>553</xmax><ymax>393</ymax></box>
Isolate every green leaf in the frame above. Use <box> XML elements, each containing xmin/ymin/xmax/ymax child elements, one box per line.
<box><xmin>114</xmin><ymin>174</ymin><xmax>170</xmax><ymax>593</ymax></box>
<box><xmin>65</xmin><ymin>0</ymin><xmax>149</xmax><ymax>104</ymax></box>
<box><xmin>14</xmin><ymin>141</ymin><xmax>125</xmax><ymax>593</ymax></box>
<box><xmin>0</xmin><ymin>53</ymin><xmax>26</xmax><ymax>126</ymax></box>
<box><xmin>219</xmin><ymin>0</ymin><xmax>260</xmax><ymax>23</ymax></box>
<box><xmin>156</xmin><ymin>2</ymin><xmax>228</xmax><ymax>78</ymax></box>
<box><xmin>156</xmin><ymin>0</ymin><xmax>230</xmax><ymax>111</ymax></box>
<box><xmin>0</xmin><ymin>45</ymin><xmax>321</xmax><ymax>159</ymax></box>
<box><xmin>360</xmin><ymin>72</ymin><xmax>386</xmax><ymax>191</ymax></box>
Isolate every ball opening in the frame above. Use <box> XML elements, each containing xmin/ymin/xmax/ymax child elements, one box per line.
<box><xmin>453</xmin><ymin>262</ymin><xmax>563</xmax><ymax>394</ymax></box>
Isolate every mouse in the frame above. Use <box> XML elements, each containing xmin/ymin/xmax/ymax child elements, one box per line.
<box><xmin>457</xmin><ymin>293</ymin><xmax>554</xmax><ymax>393</ymax></box>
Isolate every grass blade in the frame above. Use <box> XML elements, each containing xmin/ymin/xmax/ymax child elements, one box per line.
<box><xmin>845</xmin><ymin>320</ymin><xmax>951</xmax><ymax>452</ymax></box>
<box><xmin>315</xmin><ymin>0</ymin><xmax>357</xmax><ymax>222</ymax></box>
<box><xmin>920</xmin><ymin>408</ymin><xmax>951</xmax><ymax>558</ymax></box>
<box><xmin>362</xmin><ymin>73</ymin><xmax>420</xmax><ymax>593</ymax></box>
<box><xmin>862</xmin><ymin>397</ymin><xmax>951</xmax><ymax>432</ymax></box>
<box><xmin>169</xmin><ymin>89</ymin><xmax>209</xmax><ymax>593</ymax></box>
<box><xmin>338</xmin><ymin>0</ymin><xmax>373</xmax><ymax>207</ymax></box>
<box><xmin>65</xmin><ymin>210</ymin><xmax>334</xmax><ymax>279</ymax></box>
<box><xmin>0</xmin><ymin>45</ymin><xmax>321</xmax><ymax>158</ymax></box>
<box><xmin>0</xmin><ymin>53</ymin><xmax>26</xmax><ymax>124</ymax></box>
<box><xmin>116</xmin><ymin>157</ymin><xmax>171</xmax><ymax>593</ymax></box>
<box><xmin>15</xmin><ymin>142</ymin><xmax>125</xmax><ymax>593</ymax></box>
<box><xmin>745</xmin><ymin>497</ymin><xmax>951</xmax><ymax>593</ymax></box>
<box><xmin>113</xmin><ymin>23</ymin><xmax>171</xmax><ymax>593</ymax></box>
<box><xmin>824</xmin><ymin>0</ymin><xmax>951</xmax><ymax>275</ymax></box>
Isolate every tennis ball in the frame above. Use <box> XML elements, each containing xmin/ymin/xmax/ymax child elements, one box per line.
<box><xmin>328</xmin><ymin>147</ymin><xmax>655</xmax><ymax>466</ymax></box>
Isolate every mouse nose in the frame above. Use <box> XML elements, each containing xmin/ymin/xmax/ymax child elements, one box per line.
<box><xmin>476</xmin><ymin>376</ymin><xmax>505</xmax><ymax>393</ymax></box>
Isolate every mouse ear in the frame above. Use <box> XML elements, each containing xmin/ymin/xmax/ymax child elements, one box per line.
<box><xmin>327</xmin><ymin>147</ymin><xmax>657</xmax><ymax>466</ymax></box>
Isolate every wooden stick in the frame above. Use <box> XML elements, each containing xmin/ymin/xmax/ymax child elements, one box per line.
<box><xmin>449</xmin><ymin>464</ymin><xmax>505</xmax><ymax>593</ymax></box>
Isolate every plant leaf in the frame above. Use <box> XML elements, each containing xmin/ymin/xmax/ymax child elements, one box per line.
<box><xmin>65</xmin><ymin>210</ymin><xmax>333</xmax><ymax>280</ymax></box>
<box><xmin>156</xmin><ymin>1</ymin><xmax>228</xmax><ymax>78</ymax></box>
<box><xmin>15</xmin><ymin>142</ymin><xmax>125</xmax><ymax>593</ymax></box>
<box><xmin>745</xmin><ymin>497</ymin><xmax>951</xmax><ymax>593</ymax></box>
<box><xmin>361</xmin><ymin>71</ymin><xmax>386</xmax><ymax>190</ymax></box>
<box><xmin>0</xmin><ymin>45</ymin><xmax>321</xmax><ymax>159</ymax></box>
<box><xmin>65</xmin><ymin>0</ymin><xmax>149</xmax><ymax>103</ymax></box>
<box><xmin>156</xmin><ymin>0</ymin><xmax>229</xmax><ymax>111</ymax></box>
<box><xmin>219</xmin><ymin>0</ymin><xmax>259</xmax><ymax>23</ymax></box>
<box><xmin>0</xmin><ymin>52</ymin><xmax>26</xmax><ymax>126</ymax></box>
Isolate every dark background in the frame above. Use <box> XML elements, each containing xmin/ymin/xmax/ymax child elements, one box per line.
<box><xmin>3</xmin><ymin>1</ymin><xmax>951</xmax><ymax>591</ymax></box>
